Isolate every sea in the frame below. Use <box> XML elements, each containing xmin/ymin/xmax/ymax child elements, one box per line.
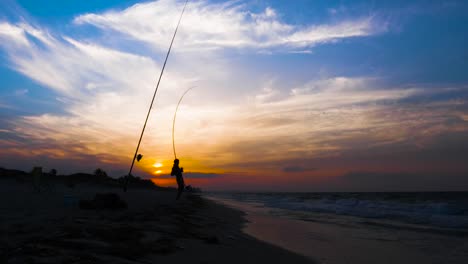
<box><xmin>208</xmin><ymin>192</ymin><xmax>468</xmax><ymax>230</ymax></box>
<box><xmin>206</xmin><ymin>192</ymin><xmax>468</xmax><ymax>263</ymax></box>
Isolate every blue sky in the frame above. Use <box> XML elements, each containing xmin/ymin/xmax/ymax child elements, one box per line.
<box><xmin>2</xmin><ymin>0</ymin><xmax>467</xmax><ymax>106</ymax></box>
<box><xmin>0</xmin><ymin>0</ymin><xmax>467</xmax><ymax>191</ymax></box>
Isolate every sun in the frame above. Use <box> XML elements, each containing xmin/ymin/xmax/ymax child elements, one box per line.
<box><xmin>154</xmin><ymin>170</ymin><xmax>162</xmax><ymax>174</ymax></box>
<box><xmin>153</xmin><ymin>162</ymin><xmax>163</xmax><ymax>168</ymax></box>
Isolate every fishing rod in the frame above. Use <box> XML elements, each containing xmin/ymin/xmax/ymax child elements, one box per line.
<box><xmin>172</xmin><ymin>86</ymin><xmax>196</xmax><ymax>159</ymax></box>
<box><xmin>124</xmin><ymin>0</ymin><xmax>189</xmax><ymax>192</ymax></box>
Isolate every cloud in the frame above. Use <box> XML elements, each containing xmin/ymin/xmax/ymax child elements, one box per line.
<box><xmin>0</xmin><ymin>102</ymin><xmax>12</xmax><ymax>109</ymax></box>
<box><xmin>0</xmin><ymin>18</ymin><xmax>234</xmax><ymax>176</ymax></box>
<box><xmin>209</xmin><ymin>78</ymin><xmax>468</xmax><ymax>175</ymax></box>
<box><xmin>14</xmin><ymin>89</ymin><xmax>28</xmax><ymax>96</ymax></box>
<box><xmin>1</xmin><ymin>20</ymin><xmax>467</xmax><ymax>178</ymax></box>
<box><xmin>0</xmin><ymin>22</ymin><xmax>165</xmax><ymax>98</ymax></box>
<box><xmin>0</xmin><ymin>22</ymin><xmax>30</xmax><ymax>47</ymax></box>
<box><xmin>327</xmin><ymin>171</ymin><xmax>468</xmax><ymax>192</ymax></box>
<box><xmin>282</xmin><ymin>166</ymin><xmax>317</xmax><ymax>173</ymax></box>
<box><xmin>461</xmin><ymin>113</ymin><xmax>468</xmax><ymax>122</ymax></box>
<box><xmin>73</xmin><ymin>0</ymin><xmax>386</xmax><ymax>52</ymax></box>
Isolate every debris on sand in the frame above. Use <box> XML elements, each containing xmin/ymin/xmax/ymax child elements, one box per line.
<box><xmin>79</xmin><ymin>193</ymin><xmax>127</xmax><ymax>210</ymax></box>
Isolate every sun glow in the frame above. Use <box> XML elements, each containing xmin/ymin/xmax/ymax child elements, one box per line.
<box><xmin>154</xmin><ymin>170</ymin><xmax>162</xmax><ymax>174</ymax></box>
<box><xmin>153</xmin><ymin>162</ymin><xmax>163</xmax><ymax>168</ymax></box>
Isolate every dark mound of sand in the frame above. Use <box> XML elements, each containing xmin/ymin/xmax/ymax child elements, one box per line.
<box><xmin>79</xmin><ymin>193</ymin><xmax>127</xmax><ymax>210</ymax></box>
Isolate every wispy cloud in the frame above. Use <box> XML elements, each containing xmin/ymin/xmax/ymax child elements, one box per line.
<box><xmin>0</xmin><ymin>102</ymin><xmax>12</xmax><ymax>109</ymax></box>
<box><xmin>0</xmin><ymin>22</ymin><xmax>165</xmax><ymax>97</ymax></box>
<box><xmin>74</xmin><ymin>0</ymin><xmax>386</xmax><ymax>51</ymax></box>
<box><xmin>0</xmin><ymin>22</ymin><xmax>30</xmax><ymax>47</ymax></box>
<box><xmin>13</xmin><ymin>89</ymin><xmax>28</xmax><ymax>96</ymax></box>
<box><xmin>209</xmin><ymin>78</ymin><xmax>468</xmax><ymax>174</ymax></box>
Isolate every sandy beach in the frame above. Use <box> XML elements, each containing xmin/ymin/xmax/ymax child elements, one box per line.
<box><xmin>2</xmin><ymin>169</ymin><xmax>468</xmax><ymax>264</ymax></box>
<box><xmin>0</xmin><ymin>176</ymin><xmax>312</xmax><ymax>264</ymax></box>
<box><xmin>208</xmin><ymin>194</ymin><xmax>468</xmax><ymax>264</ymax></box>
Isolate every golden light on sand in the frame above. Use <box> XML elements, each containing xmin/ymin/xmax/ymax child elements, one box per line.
<box><xmin>153</xmin><ymin>162</ymin><xmax>163</xmax><ymax>168</ymax></box>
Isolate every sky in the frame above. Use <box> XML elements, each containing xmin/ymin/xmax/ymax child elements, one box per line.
<box><xmin>0</xmin><ymin>0</ymin><xmax>467</xmax><ymax>191</ymax></box>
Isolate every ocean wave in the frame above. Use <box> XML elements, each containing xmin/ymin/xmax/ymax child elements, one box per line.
<box><xmin>215</xmin><ymin>192</ymin><xmax>468</xmax><ymax>228</ymax></box>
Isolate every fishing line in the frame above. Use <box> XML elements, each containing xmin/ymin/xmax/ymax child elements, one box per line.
<box><xmin>172</xmin><ymin>86</ymin><xmax>196</xmax><ymax>159</ymax></box>
<box><xmin>124</xmin><ymin>0</ymin><xmax>189</xmax><ymax>192</ymax></box>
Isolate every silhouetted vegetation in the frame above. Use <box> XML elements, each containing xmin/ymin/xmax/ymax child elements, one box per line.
<box><xmin>120</xmin><ymin>174</ymin><xmax>160</xmax><ymax>189</ymax></box>
<box><xmin>0</xmin><ymin>167</ymin><xmax>29</xmax><ymax>183</ymax></box>
<box><xmin>0</xmin><ymin>167</ymin><xmax>167</xmax><ymax>190</ymax></box>
<box><xmin>94</xmin><ymin>168</ymin><xmax>108</xmax><ymax>177</ymax></box>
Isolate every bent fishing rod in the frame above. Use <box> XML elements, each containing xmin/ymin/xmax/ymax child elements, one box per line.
<box><xmin>172</xmin><ymin>86</ymin><xmax>196</xmax><ymax>159</ymax></box>
<box><xmin>124</xmin><ymin>0</ymin><xmax>189</xmax><ymax>192</ymax></box>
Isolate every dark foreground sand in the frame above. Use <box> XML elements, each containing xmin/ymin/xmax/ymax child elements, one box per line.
<box><xmin>0</xmin><ymin>179</ymin><xmax>313</xmax><ymax>264</ymax></box>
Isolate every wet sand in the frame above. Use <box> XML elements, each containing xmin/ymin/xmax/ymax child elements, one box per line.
<box><xmin>0</xmin><ymin>179</ymin><xmax>313</xmax><ymax>263</ymax></box>
<box><xmin>208</xmin><ymin>196</ymin><xmax>468</xmax><ymax>264</ymax></box>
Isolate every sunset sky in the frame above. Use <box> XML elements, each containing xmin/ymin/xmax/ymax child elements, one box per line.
<box><xmin>1</xmin><ymin>0</ymin><xmax>467</xmax><ymax>191</ymax></box>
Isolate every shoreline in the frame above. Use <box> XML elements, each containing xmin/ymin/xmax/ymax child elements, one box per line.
<box><xmin>153</xmin><ymin>193</ymin><xmax>314</xmax><ymax>264</ymax></box>
<box><xmin>206</xmin><ymin>195</ymin><xmax>321</xmax><ymax>261</ymax></box>
<box><xmin>208</xmin><ymin>194</ymin><xmax>468</xmax><ymax>264</ymax></box>
<box><xmin>0</xmin><ymin>179</ymin><xmax>314</xmax><ymax>263</ymax></box>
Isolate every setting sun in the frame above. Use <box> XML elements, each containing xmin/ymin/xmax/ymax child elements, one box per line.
<box><xmin>153</xmin><ymin>162</ymin><xmax>163</xmax><ymax>168</ymax></box>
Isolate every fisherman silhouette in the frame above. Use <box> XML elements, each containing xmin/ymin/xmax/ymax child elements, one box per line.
<box><xmin>171</xmin><ymin>159</ymin><xmax>185</xmax><ymax>200</ymax></box>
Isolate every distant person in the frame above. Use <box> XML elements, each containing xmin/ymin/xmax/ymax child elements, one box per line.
<box><xmin>171</xmin><ymin>159</ymin><xmax>185</xmax><ymax>200</ymax></box>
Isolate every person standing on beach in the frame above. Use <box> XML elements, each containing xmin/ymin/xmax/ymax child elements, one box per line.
<box><xmin>171</xmin><ymin>159</ymin><xmax>185</xmax><ymax>200</ymax></box>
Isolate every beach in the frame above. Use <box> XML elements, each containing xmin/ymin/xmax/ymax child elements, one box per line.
<box><xmin>0</xmin><ymin>176</ymin><xmax>312</xmax><ymax>264</ymax></box>
<box><xmin>208</xmin><ymin>192</ymin><xmax>468</xmax><ymax>264</ymax></box>
<box><xmin>2</xmin><ymin>170</ymin><xmax>468</xmax><ymax>264</ymax></box>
